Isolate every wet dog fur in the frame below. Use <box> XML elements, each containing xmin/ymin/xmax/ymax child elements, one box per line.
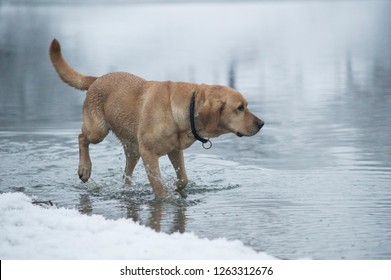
<box><xmin>49</xmin><ymin>39</ymin><xmax>264</xmax><ymax>198</ymax></box>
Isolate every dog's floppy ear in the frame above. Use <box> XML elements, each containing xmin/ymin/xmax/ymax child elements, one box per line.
<box><xmin>198</xmin><ymin>99</ymin><xmax>225</xmax><ymax>134</ymax></box>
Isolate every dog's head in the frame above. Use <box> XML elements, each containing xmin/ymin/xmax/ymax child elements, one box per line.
<box><xmin>196</xmin><ymin>85</ymin><xmax>264</xmax><ymax>138</ymax></box>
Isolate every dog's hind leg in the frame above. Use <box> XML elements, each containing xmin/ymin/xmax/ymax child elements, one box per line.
<box><xmin>168</xmin><ymin>150</ymin><xmax>188</xmax><ymax>195</ymax></box>
<box><xmin>78</xmin><ymin>110</ymin><xmax>109</xmax><ymax>183</ymax></box>
<box><xmin>78</xmin><ymin>133</ymin><xmax>92</xmax><ymax>182</ymax></box>
<box><xmin>123</xmin><ymin>144</ymin><xmax>140</xmax><ymax>186</ymax></box>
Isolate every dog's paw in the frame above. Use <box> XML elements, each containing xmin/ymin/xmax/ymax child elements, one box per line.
<box><xmin>123</xmin><ymin>175</ymin><xmax>133</xmax><ymax>187</ymax></box>
<box><xmin>153</xmin><ymin>188</ymin><xmax>170</xmax><ymax>200</ymax></box>
<box><xmin>78</xmin><ymin>165</ymin><xmax>91</xmax><ymax>183</ymax></box>
<box><xmin>175</xmin><ymin>189</ymin><xmax>188</xmax><ymax>199</ymax></box>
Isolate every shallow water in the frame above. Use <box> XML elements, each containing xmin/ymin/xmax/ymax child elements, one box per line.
<box><xmin>1</xmin><ymin>1</ymin><xmax>391</xmax><ymax>259</ymax></box>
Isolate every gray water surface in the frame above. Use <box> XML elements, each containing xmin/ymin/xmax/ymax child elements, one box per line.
<box><xmin>1</xmin><ymin>1</ymin><xmax>391</xmax><ymax>259</ymax></box>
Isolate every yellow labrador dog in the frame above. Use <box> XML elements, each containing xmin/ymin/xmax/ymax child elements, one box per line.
<box><xmin>49</xmin><ymin>39</ymin><xmax>264</xmax><ymax>198</ymax></box>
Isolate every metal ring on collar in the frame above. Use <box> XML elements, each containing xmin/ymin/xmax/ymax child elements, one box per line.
<box><xmin>202</xmin><ymin>139</ymin><xmax>212</xmax><ymax>150</ymax></box>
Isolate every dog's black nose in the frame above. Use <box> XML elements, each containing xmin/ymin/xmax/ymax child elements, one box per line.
<box><xmin>256</xmin><ymin>119</ymin><xmax>264</xmax><ymax>130</ymax></box>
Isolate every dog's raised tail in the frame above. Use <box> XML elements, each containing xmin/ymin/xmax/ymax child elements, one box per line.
<box><xmin>49</xmin><ymin>39</ymin><xmax>97</xmax><ymax>91</ymax></box>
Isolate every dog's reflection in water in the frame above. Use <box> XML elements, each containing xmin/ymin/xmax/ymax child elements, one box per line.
<box><xmin>129</xmin><ymin>200</ymin><xmax>186</xmax><ymax>233</ymax></box>
<box><xmin>78</xmin><ymin>193</ymin><xmax>186</xmax><ymax>233</ymax></box>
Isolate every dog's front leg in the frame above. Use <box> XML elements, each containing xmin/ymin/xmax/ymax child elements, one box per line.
<box><xmin>168</xmin><ymin>150</ymin><xmax>188</xmax><ymax>197</ymax></box>
<box><xmin>140</xmin><ymin>149</ymin><xmax>167</xmax><ymax>198</ymax></box>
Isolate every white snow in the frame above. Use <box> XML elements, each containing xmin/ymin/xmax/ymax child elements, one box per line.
<box><xmin>0</xmin><ymin>192</ymin><xmax>276</xmax><ymax>260</ymax></box>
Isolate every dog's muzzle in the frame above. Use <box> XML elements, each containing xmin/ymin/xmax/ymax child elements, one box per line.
<box><xmin>236</xmin><ymin>118</ymin><xmax>264</xmax><ymax>137</ymax></box>
<box><xmin>256</xmin><ymin>118</ymin><xmax>265</xmax><ymax>130</ymax></box>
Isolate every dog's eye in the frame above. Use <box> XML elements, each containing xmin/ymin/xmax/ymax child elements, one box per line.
<box><xmin>237</xmin><ymin>104</ymin><xmax>245</xmax><ymax>112</ymax></box>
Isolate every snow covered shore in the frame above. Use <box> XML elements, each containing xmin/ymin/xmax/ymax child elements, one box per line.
<box><xmin>0</xmin><ymin>192</ymin><xmax>276</xmax><ymax>259</ymax></box>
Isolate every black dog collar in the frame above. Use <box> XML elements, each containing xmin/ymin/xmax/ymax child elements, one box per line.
<box><xmin>190</xmin><ymin>92</ymin><xmax>212</xmax><ymax>149</ymax></box>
